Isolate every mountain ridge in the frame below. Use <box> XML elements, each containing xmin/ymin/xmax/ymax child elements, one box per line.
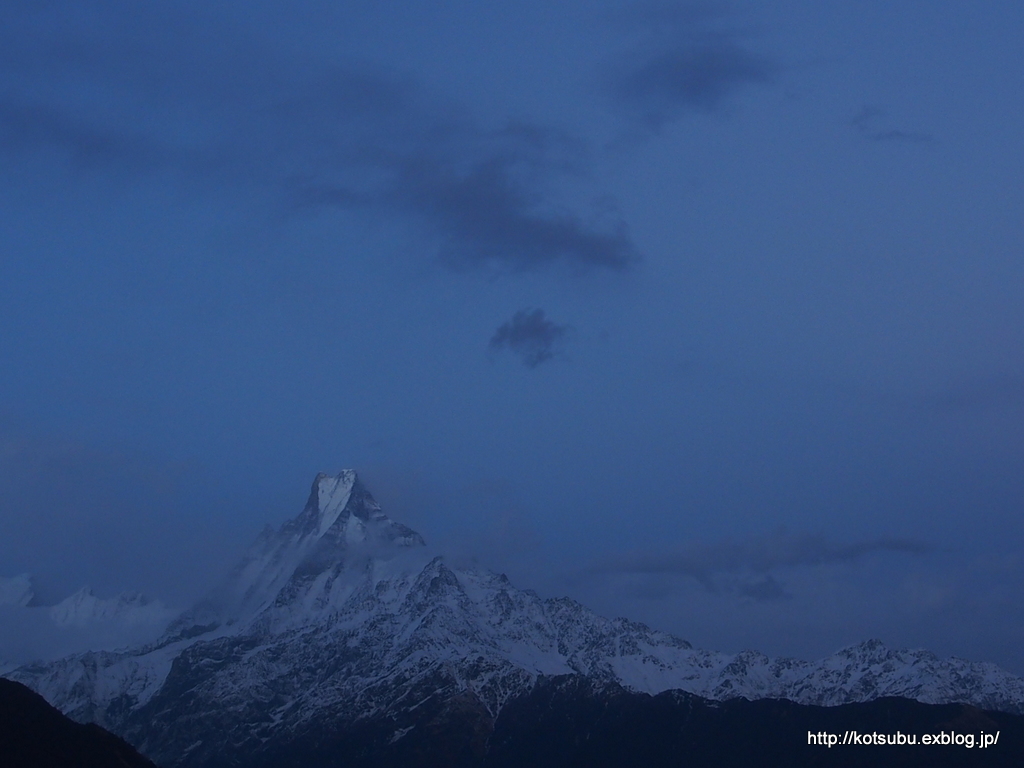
<box><xmin>7</xmin><ymin>470</ymin><xmax>1024</xmax><ymax>767</ymax></box>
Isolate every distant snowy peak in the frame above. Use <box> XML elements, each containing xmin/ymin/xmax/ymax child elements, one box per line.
<box><xmin>0</xmin><ymin>582</ymin><xmax>175</xmax><ymax>669</ymax></box>
<box><xmin>0</xmin><ymin>573</ymin><xmax>35</xmax><ymax>607</ymax></box>
<box><xmin>48</xmin><ymin>587</ymin><xmax>172</xmax><ymax>629</ymax></box>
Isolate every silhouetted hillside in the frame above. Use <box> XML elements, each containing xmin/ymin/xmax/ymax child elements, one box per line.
<box><xmin>0</xmin><ymin>677</ymin><xmax>158</xmax><ymax>768</ymax></box>
<box><xmin>486</xmin><ymin>675</ymin><xmax>1024</xmax><ymax>768</ymax></box>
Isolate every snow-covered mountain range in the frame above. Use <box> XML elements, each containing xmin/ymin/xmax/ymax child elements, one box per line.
<box><xmin>6</xmin><ymin>470</ymin><xmax>1024</xmax><ymax>767</ymax></box>
<box><xmin>0</xmin><ymin>576</ymin><xmax>174</xmax><ymax>673</ymax></box>
<box><xmin>46</xmin><ymin>587</ymin><xmax>173</xmax><ymax>631</ymax></box>
<box><xmin>0</xmin><ymin>575</ymin><xmax>173</xmax><ymax>630</ymax></box>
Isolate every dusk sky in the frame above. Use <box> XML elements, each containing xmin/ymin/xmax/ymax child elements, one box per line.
<box><xmin>2</xmin><ymin>1</ymin><xmax>1023</xmax><ymax>674</ymax></box>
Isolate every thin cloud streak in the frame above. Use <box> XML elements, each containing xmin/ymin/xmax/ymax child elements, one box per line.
<box><xmin>594</xmin><ymin>532</ymin><xmax>930</xmax><ymax>598</ymax></box>
<box><xmin>868</xmin><ymin>129</ymin><xmax>933</xmax><ymax>144</ymax></box>
<box><xmin>851</xmin><ymin>105</ymin><xmax>933</xmax><ymax>144</ymax></box>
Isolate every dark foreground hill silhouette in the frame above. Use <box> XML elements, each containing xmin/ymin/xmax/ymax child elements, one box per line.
<box><xmin>0</xmin><ymin>677</ymin><xmax>158</xmax><ymax>768</ymax></box>
<box><xmin>6</xmin><ymin>672</ymin><xmax>1024</xmax><ymax>768</ymax></box>
<box><xmin>235</xmin><ymin>676</ymin><xmax>1024</xmax><ymax>768</ymax></box>
<box><xmin>482</xmin><ymin>676</ymin><xmax>1024</xmax><ymax>768</ymax></box>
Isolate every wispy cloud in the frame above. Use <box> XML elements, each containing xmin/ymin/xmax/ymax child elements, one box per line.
<box><xmin>851</xmin><ymin>106</ymin><xmax>932</xmax><ymax>144</ymax></box>
<box><xmin>604</xmin><ymin>3</ymin><xmax>779</xmax><ymax>133</ymax></box>
<box><xmin>595</xmin><ymin>531</ymin><xmax>929</xmax><ymax>600</ymax></box>
<box><xmin>489</xmin><ymin>309</ymin><xmax>571</xmax><ymax>368</ymax></box>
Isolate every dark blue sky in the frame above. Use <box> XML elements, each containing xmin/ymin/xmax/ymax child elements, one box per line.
<box><xmin>2</xmin><ymin>1</ymin><xmax>1023</xmax><ymax>672</ymax></box>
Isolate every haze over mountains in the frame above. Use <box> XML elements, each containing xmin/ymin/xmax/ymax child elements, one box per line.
<box><xmin>6</xmin><ymin>471</ymin><xmax>1024</xmax><ymax>767</ymax></box>
<box><xmin>0</xmin><ymin>575</ymin><xmax>174</xmax><ymax>670</ymax></box>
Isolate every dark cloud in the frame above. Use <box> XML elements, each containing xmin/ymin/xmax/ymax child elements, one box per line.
<box><xmin>489</xmin><ymin>309</ymin><xmax>571</xmax><ymax>369</ymax></box>
<box><xmin>392</xmin><ymin>156</ymin><xmax>635</xmax><ymax>274</ymax></box>
<box><xmin>0</xmin><ymin>2</ymin><xmax>638</xmax><ymax>275</ymax></box>
<box><xmin>595</xmin><ymin>531</ymin><xmax>929</xmax><ymax>598</ymax></box>
<box><xmin>611</xmin><ymin>44</ymin><xmax>777</xmax><ymax>128</ymax></box>
<box><xmin>851</xmin><ymin>106</ymin><xmax>932</xmax><ymax>143</ymax></box>
<box><xmin>605</xmin><ymin>5</ymin><xmax>779</xmax><ymax>132</ymax></box>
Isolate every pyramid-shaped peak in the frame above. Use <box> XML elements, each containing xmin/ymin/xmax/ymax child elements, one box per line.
<box><xmin>300</xmin><ymin>470</ymin><xmax>424</xmax><ymax>547</ymax></box>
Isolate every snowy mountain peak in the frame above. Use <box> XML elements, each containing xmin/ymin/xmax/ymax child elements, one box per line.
<box><xmin>304</xmin><ymin>470</ymin><xmax>358</xmax><ymax>537</ymax></box>
<box><xmin>172</xmin><ymin>471</ymin><xmax>426</xmax><ymax>631</ymax></box>
<box><xmin>48</xmin><ymin>587</ymin><xmax>171</xmax><ymax>629</ymax></box>
<box><xmin>297</xmin><ymin>470</ymin><xmax>425</xmax><ymax>547</ymax></box>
